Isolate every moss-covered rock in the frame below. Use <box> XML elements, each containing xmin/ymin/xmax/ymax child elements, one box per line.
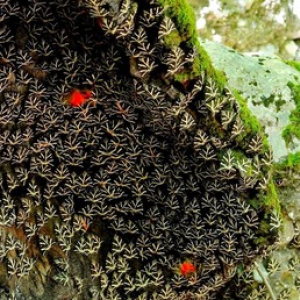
<box><xmin>201</xmin><ymin>38</ymin><xmax>300</xmax><ymax>300</ymax></box>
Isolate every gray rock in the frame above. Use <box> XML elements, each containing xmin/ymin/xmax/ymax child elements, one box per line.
<box><xmin>201</xmin><ymin>39</ymin><xmax>300</xmax><ymax>161</ymax></box>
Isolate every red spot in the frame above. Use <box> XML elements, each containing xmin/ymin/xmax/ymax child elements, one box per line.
<box><xmin>68</xmin><ymin>89</ymin><xmax>92</xmax><ymax>107</ymax></box>
<box><xmin>97</xmin><ymin>18</ymin><xmax>103</xmax><ymax>28</ymax></box>
<box><xmin>82</xmin><ymin>219</ymin><xmax>89</xmax><ymax>232</ymax></box>
<box><xmin>179</xmin><ymin>262</ymin><xmax>196</xmax><ymax>277</ymax></box>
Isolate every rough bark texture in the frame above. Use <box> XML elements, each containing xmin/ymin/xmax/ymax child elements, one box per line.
<box><xmin>0</xmin><ymin>0</ymin><xmax>278</xmax><ymax>299</ymax></box>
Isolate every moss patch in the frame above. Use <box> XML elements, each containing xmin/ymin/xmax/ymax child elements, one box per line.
<box><xmin>163</xmin><ymin>28</ymin><xmax>182</xmax><ymax>48</ymax></box>
<box><xmin>286</xmin><ymin>60</ymin><xmax>300</xmax><ymax>73</ymax></box>
<box><xmin>252</xmin><ymin>180</ymin><xmax>281</xmax><ymax>246</ymax></box>
<box><xmin>233</xmin><ymin>90</ymin><xmax>281</xmax><ymax>237</ymax></box>
<box><xmin>252</xmin><ymin>94</ymin><xmax>286</xmax><ymax>112</ymax></box>
<box><xmin>263</xmin><ymin>180</ymin><xmax>281</xmax><ymax>213</ymax></box>
<box><xmin>158</xmin><ymin>0</ymin><xmax>214</xmax><ymax>80</ymax></box>
<box><xmin>274</xmin><ymin>151</ymin><xmax>300</xmax><ymax>186</ymax></box>
<box><xmin>158</xmin><ymin>0</ymin><xmax>196</xmax><ymax>41</ymax></box>
<box><xmin>232</xmin><ymin>90</ymin><xmax>266</xmax><ymax>147</ymax></box>
<box><xmin>282</xmin><ymin>82</ymin><xmax>300</xmax><ymax>145</ymax></box>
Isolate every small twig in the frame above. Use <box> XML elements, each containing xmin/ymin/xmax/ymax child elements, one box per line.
<box><xmin>254</xmin><ymin>261</ymin><xmax>277</xmax><ymax>300</ymax></box>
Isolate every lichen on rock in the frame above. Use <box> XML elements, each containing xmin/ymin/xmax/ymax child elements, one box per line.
<box><xmin>0</xmin><ymin>0</ymin><xmax>278</xmax><ymax>299</ymax></box>
<box><xmin>200</xmin><ymin>39</ymin><xmax>300</xmax><ymax>162</ymax></box>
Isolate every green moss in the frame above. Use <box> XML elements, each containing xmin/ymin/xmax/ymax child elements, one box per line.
<box><xmin>275</xmin><ymin>98</ymin><xmax>286</xmax><ymax>111</ymax></box>
<box><xmin>251</xmin><ymin>94</ymin><xmax>286</xmax><ymax>112</ymax></box>
<box><xmin>232</xmin><ymin>90</ymin><xmax>268</xmax><ymax>150</ymax></box>
<box><xmin>251</xmin><ymin>181</ymin><xmax>281</xmax><ymax>246</ymax></box>
<box><xmin>257</xmin><ymin>95</ymin><xmax>275</xmax><ymax>108</ymax></box>
<box><xmin>286</xmin><ymin>60</ymin><xmax>300</xmax><ymax>73</ymax></box>
<box><xmin>254</xmin><ymin>234</ymin><xmax>269</xmax><ymax>246</ymax></box>
<box><xmin>248</xmin><ymin>180</ymin><xmax>279</xmax><ymax>213</ymax></box>
<box><xmin>282</xmin><ymin>82</ymin><xmax>300</xmax><ymax>145</ymax></box>
<box><xmin>212</xmin><ymin>69</ymin><xmax>229</xmax><ymax>90</ymax></box>
<box><xmin>236</xmin><ymin>96</ymin><xmax>269</xmax><ymax>155</ymax></box>
<box><xmin>282</xmin><ymin>126</ymin><xmax>293</xmax><ymax>145</ymax></box>
<box><xmin>284</xmin><ymin>152</ymin><xmax>300</xmax><ymax>169</ymax></box>
<box><xmin>158</xmin><ymin>0</ymin><xmax>196</xmax><ymax>41</ymax></box>
<box><xmin>265</xmin><ymin>180</ymin><xmax>281</xmax><ymax>213</ymax></box>
<box><xmin>274</xmin><ymin>152</ymin><xmax>300</xmax><ymax>184</ymax></box>
<box><xmin>158</xmin><ymin>0</ymin><xmax>215</xmax><ymax>80</ymax></box>
<box><xmin>164</xmin><ymin>29</ymin><xmax>182</xmax><ymax>47</ymax></box>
